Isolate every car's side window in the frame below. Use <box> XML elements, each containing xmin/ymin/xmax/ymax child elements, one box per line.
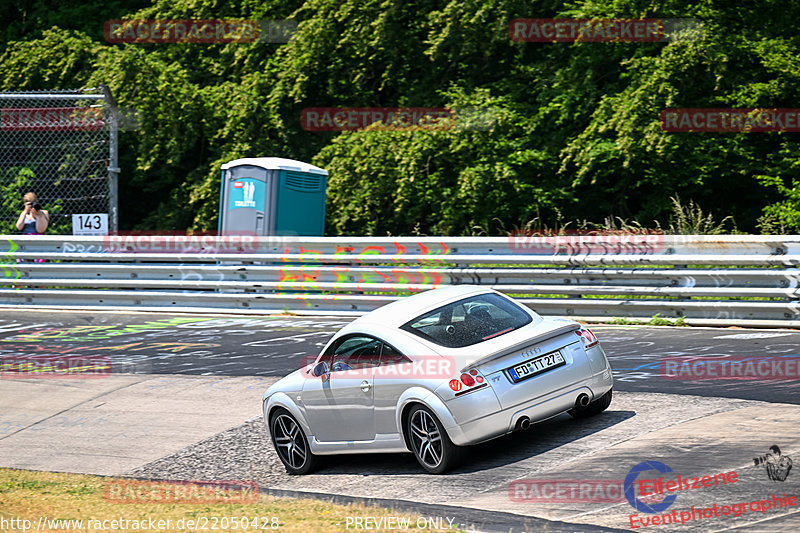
<box><xmin>329</xmin><ymin>335</ymin><xmax>382</xmax><ymax>372</ymax></box>
<box><xmin>380</xmin><ymin>342</ymin><xmax>411</xmax><ymax>366</ymax></box>
<box><xmin>316</xmin><ymin>342</ymin><xmax>337</xmax><ymax>371</ymax></box>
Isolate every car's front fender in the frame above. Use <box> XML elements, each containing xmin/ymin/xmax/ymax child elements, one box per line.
<box><xmin>263</xmin><ymin>392</ymin><xmax>312</xmax><ymax>438</ymax></box>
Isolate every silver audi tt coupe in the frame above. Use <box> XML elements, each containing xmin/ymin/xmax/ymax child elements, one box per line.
<box><xmin>262</xmin><ymin>285</ymin><xmax>613</xmax><ymax>474</ymax></box>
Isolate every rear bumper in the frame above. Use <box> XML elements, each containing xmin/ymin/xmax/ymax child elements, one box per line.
<box><xmin>444</xmin><ymin>367</ymin><xmax>613</xmax><ymax>446</ymax></box>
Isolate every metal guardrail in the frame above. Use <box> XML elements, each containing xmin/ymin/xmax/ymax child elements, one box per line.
<box><xmin>1</xmin><ymin>234</ymin><xmax>799</xmax><ymax>327</ymax></box>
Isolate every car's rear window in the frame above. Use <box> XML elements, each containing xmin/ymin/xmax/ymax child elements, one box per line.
<box><xmin>400</xmin><ymin>293</ymin><xmax>533</xmax><ymax>348</ymax></box>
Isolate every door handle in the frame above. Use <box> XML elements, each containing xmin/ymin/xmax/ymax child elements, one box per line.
<box><xmin>360</xmin><ymin>380</ymin><xmax>371</xmax><ymax>393</ymax></box>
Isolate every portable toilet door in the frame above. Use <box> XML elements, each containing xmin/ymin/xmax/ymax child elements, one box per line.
<box><xmin>273</xmin><ymin>167</ymin><xmax>328</xmax><ymax>235</ymax></box>
<box><xmin>218</xmin><ymin>157</ymin><xmax>328</xmax><ymax>235</ymax></box>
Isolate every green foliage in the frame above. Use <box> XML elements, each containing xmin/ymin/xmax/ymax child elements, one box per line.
<box><xmin>316</xmin><ymin>89</ymin><xmax>567</xmax><ymax>235</ymax></box>
<box><xmin>0</xmin><ymin>28</ymin><xmax>101</xmax><ymax>90</ymax></box>
<box><xmin>667</xmin><ymin>195</ymin><xmax>734</xmax><ymax>234</ymax></box>
<box><xmin>757</xmin><ymin>175</ymin><xmax>800</xmax><ymax>232</ymax></box>
<box><xmin>0</xmin><ymin>1</ymin><xmax>151</xmax><ymax>49</ymax></box>
<box><xmin>646</xmin><ymin>313</ymin><xmax>688</xmax><ymax>327</ymax></box>
<box><xmin>610</xmin><ymin>314</ymin><xmax>687</xmax><ymax>326</ymax></box>
<box><xmin>1</xmin><ymin>0</ymin><xmax>800</xmax><ymax>234</ymax></box>
<box><xmin>609</xmin><ymin>317</ymin><xmax>643</xmax><ymax>325</ymax></box>
<box><xmin>0</xmin><ymin>167</ymin><xmax>35</xmax><ymax>232</ymax></box>
<box><xmin>0</xmin><ymin>167</ymin><xmax>67</xmax><ymax>234</ymax></box>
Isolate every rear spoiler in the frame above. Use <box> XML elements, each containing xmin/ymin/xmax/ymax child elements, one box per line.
<box><xmin>459</xmin><ymin>322</ymin><xmax>580</xmax><ymax>372</ymax></box>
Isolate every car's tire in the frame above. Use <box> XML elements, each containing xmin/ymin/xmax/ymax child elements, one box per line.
<box><xmin>406</xmin><ymin>404</ymin><xmax>463</xmax><ymax>474</ymax></box>
<box><xmin>568</xmin><ymin>389</ymin><xmax>612</xmax><ymax>419</ymax></box>
<box><xmin>269</xmin><ymin>407</ymin><xmax>319</xmax><ymax>475</ymax></box>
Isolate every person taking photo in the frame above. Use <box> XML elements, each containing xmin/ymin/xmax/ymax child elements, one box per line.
<box><xmin>15</xmin><ymin>192</ymin><xmax>49</xmax><ymax>234</ymax></box>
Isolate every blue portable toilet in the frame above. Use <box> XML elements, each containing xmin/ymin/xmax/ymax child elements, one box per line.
<box><xmin>218</xmin><ymin>157</ymin><xmax>328</xmax><ymax>235</ymax></box>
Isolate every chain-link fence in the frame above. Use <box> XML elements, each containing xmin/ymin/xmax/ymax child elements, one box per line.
<box><xmin>0</xmin><ymin>87</ymin><xmax>119</xmax><ymax>235</ymax></box>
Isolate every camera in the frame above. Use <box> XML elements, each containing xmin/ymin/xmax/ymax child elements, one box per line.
<box><xmin>31</xmin><ymin>202</ymin><xmax>42</xmax><ymax>210</ymax></box>
<box><xmin>753</xmin><ymin>444</ymin><xmax>782</xmax><ymax>466</ymax></box>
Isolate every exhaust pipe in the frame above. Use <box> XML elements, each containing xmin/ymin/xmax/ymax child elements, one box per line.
<box><xmin>576</xmin><ymin>393</ymin><xmax>591</xmax><ymax>408</ymax></box>
<box><xmin>516</xmin><ymin>416</ymin><xmax>531</xmax><ymax>431</ymax></box>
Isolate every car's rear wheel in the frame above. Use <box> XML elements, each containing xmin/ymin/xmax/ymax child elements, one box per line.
<box><xmin>407</xmin><ymin>405</ymin><xmax>463</xmax><ymax>474</ymax></box>
<box><xmin>269</xmin><ymin>408</ymin><xmax>318</xmax><ymax>475</ymax></box>
<box><xmin>568</xmin><ymin>389</ymin><xmax>612</xmax><ymax>419</ymax></box>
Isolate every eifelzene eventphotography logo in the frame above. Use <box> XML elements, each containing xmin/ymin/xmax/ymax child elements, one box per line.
<box><xmin>624</xmin><ymin>455</ymin><xmax>798</xmax><ymax>529</ymax></box>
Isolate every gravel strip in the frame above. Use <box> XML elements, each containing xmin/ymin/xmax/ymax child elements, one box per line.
<box><xmin>126</xmin><ymin>391</ymin><xmax>764</xmax><ymax>503</ymax></box>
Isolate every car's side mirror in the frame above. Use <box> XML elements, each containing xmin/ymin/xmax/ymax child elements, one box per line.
<box><xmin>313</xmin><ymin>361</ymin><xmax>330</xmax><ymax>381</ymax></box>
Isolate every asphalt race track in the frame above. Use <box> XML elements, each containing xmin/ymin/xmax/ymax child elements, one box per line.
<box><xmin>1</xmin><ymin>311</ymin><xmax>797</xmax><ymax>403</ymax></box>
<box><xmin>1</xmin><ymin>310</ymin><xmax>799</xmax><ymax>532</ymax></box>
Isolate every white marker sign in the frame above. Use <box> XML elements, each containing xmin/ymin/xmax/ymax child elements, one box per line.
<box><xmin>72</xmin><ymin>214</ymin><xmax>109</xmax><ymax>236</ymax></box>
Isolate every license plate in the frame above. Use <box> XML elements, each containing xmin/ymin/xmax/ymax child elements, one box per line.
<box><xmin>507</xmin><ymin>351</ymin><xmax>566</xmax><ymax>383</ymax></box>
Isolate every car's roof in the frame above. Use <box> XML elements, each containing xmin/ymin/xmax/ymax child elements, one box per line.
<box><xmin>352</xmin><ymin>285</ymin><xmax>494</xmax><ymax>329</ymax></box>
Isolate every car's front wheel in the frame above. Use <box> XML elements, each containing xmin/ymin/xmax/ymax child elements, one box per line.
<box><xmin>406</xmin><ymin>404</ymin><xmax>463</xmax><ymax>474</ymax></box>
<box><xmin>269</xmin><ymin>407</ymin><xmax>318</xmax><ymax>475</ymax></box>
<box><xmin>568</xmin><ymin>389</ymin><xmax>612</xmax><ymax>419</ymax></box>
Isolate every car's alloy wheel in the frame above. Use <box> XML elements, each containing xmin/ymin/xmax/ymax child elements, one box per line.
<box><xmin>407</xmin><ymin>405</ymin><xmax>462</xmax><ymax>474</ymax></box>
<box><xmin>269</xmin><ymin>408</ymin><xmax>318</xmax><ymax>475</ymax></box>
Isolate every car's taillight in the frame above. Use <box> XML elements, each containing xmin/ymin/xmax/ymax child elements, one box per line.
<box><xmin>450</xmin><ymin>369</ymin><xmax>488</xmax><ymax>396</ymax></box>
<box><xmin>575</xmin><ymin>327</ymin><xmax>599</xmax><ymax>348</ymax></box>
